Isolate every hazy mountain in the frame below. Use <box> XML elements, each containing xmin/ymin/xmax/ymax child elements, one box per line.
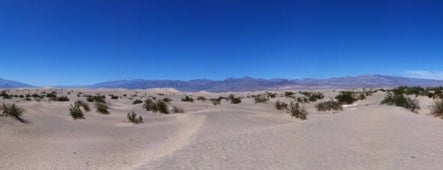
<box><xmin>0</xmin><ymin>78</ymin><xmax>33</xmax><ymax>88</ymax></box>
<box><xmin>89</xmin><ymin>75</ymin><xmax>443</xmax><ymax>92</ymax></box>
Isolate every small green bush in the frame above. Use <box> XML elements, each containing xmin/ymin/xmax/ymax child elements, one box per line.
<box><xmin>127</xmin><ymin>111</ymin><xmax>143</xmax><ymax>124</ymax></box>
<box><xmin>431</xmin><ymin>100</ymin><xmax>443</xmax><ymax>119</ymax></box>
<box><xmin>162</xmin><ymin>97</ymin><xmax>172</xmax><ymax>103</ymax></box>
<box><xmin>266</xmin><ymin>92</ymin><xmax>277</xmax><ymax>98</ymax></box>
<box><xmin>95</xmin><ymin>102</ymin><xmax>109</xmax><ymax>114</ymax></box>
<box><xmin>381</xmin><ymin>93</ymin><xmax>420</xmax><ymax>112</ymax></box>
<box><xmin>74</xmin><ymin>100</ymin><xmax>90</xmax><ymax>112</ymax></box>
<box><xmin>315</xmin><ymin>101</ymin><xmax>343</xmax><ymax>112</ymax></box>
<box><xmin>335</xmin><ymin>91</ymin><xmax>358</xmax><ymax>105</ymax></box>
<box><xmin>1</xmin><ymin>103</ymin><xmax>26</xmax><ymax>123</ymax></box>
<box><xmin>197</xmin><ymin>96</ymin><xmax>206</xmax><ymax>101</ymax></box>
<box><xmin>230</xmin><ymin>97</ymin><xmax>242</xmax><ymax>104</ymax></box>
<box><xmin>111</xmin><ymin>95</ymin><xmax>119</xmax><ymax>99</ymax></box>
<box><xmin>284</xmin><ymin>91</ymin><xmax>295</xmax><ymax>97</ymax></box>
<box><xmin>289</xmin><ymin>102</ymin><xmax>307</xmax><ymax>120</ymax></box>
<box><xmin>254</xmin><ymin>95</ymin><xmax>269</xmax><ymax>103</ymax></box>
<box><xmin>155</xmin><ymin>100</ymin><xmax>169</xmax><ymax>114</ymax></box>
<box><xmin>210</xmin><ymin>98</ymin><xmax>221</xmax><ymax>105</ymax></box>
<box><xmin>275</xmin><ymin>100</ymin><xmax>288</xmax><ymax>110</ymax></box>
<box><xmin>133</xmin><ymin>99</ymin><xmax>143</xmax><ymax>105</ymax></box>
<box><xmin>172</xmin><ymin>106</ymin><xmax>184</xmax><ymax>113</ymax></box>
<box><xmin>70</xmin><ymin>104</ymin><xmax>84</xmax><ymax>119</ymax></box>
<box><xmin>56</xmin><ymin>96</ymin><xmax>70</xmax><ymax>102</ymax></box>
<box><xmin>181</xmin><ymin>95</ymin><xmax>194</xmax><ymax>102</ymax></box>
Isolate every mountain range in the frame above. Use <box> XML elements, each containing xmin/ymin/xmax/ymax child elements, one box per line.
<box><xmin>3</xmin><ymin>75</ymin><xmax>443</xmax><ymax>92</ymax></box>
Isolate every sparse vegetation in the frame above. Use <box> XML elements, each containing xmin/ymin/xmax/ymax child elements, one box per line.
<box><xmin>431</xmin><ymin>100</ymin><xmax>443</xmax><ymax>119</ymax></box>
<box><xmin>254</xmin><ymin>95</ymin><xmax>269</xmax><ymax>103</ymax></box>
<box><xmin>143</xmin><ymin>99</ymin><xmax>170</xmax><ymax>114</ymax></box>
<box><xmin>181</xmin><ymin>95</ymin><xmax>194</xmax><ymax>102</ymax></box>
<box><xmin>172</xmin><ymin>106</ymin><xmax>184</xmax><ymax>113</ymax></box>
<box><xmin>197</xmin><ymin>96</ymin><xmax>206</xmax><ymax>101</ymax></box>
<box><xmin>56</xmin><ymin>96</ymin><xmax>70</xmax><ymax>102</ymax></box>
<box><xmin>289</xmin><ymin>102</ymin><xmax>307</xmax><ymax>120</ymax></box>
<box><xmin>275</xmin><ymin>100</ymin><xmax>288</xmax><ymax>110</ymax></box>
<box><xmin>95</xmin><ymin>102</ymin><xmax>109</xmax><ymax>114</ymax></box>
<box><xmin>133</xmin><ymin>99</ymin><xmax>143</xmax><ymax>104</ymax></box>
<box><xmin>335</xmin><ymin>91</ymin><xmax>358</xmax><ymax>105</ymax></box>
<box><xmin>74</xmin><ymin>100</ymin><xmax>90</xmax><ymax>112</ymax></box>
<box><xmin>315</xmin><ymin>101</ymin><xmax>343</xmax><ymax>112</ymax></box>
<box><xmin>299</xmin><ymin>91</ymin><xmax>324</xmax><ymax>102</ymax></box>
<box><xmin>1</xmin><ymin>103</ymin><xmax>26</xmax><ymax>123</ymax></box>
<box><xmin>210</xmin><ymin>98</ymin><xmax>221</xmax><ymax>105</ymax></box>
<box><xmin>230</xmin><ymin>97</ymin><xmax>242</xmax><ymax>104</ymax></box>
<box><xmin>69</xmin><ymin>104</ymin><xmax>84</xmax><ymax>119</ymax></box>
<box><xmin>127</xmin><ymin>111</ymin><xmax>143</xmax><ymax>124</ymax></box>
<box><xmin>284</xmin><ymin>91</ymin><xmax>295</xmax><ymax>97</ymax></box>
<box><xmin>381</xmin><ymin>93</ymin><xmax>420</xmax><ymax>112</ymax></box>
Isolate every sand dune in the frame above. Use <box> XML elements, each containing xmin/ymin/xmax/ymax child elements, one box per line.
<box><xmin>1</xmin><ymin>89</ymin><xmax>443</xmax><ymax>169</ymax></box>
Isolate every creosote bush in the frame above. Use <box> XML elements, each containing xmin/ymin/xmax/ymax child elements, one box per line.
<box><xmin>254</xmin><ymin>95</ymin><xmax>269</xmax><ymax>103</ymax></box>
<box><xmin>133</xmin><ymin>99</ymin><xmax>143</xmax><ymax>105</ymax></box>
<box><xmin>143</xmin><ymin>99</ymin><xmax>170</xmax><ymax>114</ymax></box>
<box><xmin>69</xmin><ymin>104</ymin><xmax>84</xmax><ymax>119</ymax></box>
<box><xmin>289</xmin><ymin>102</ymin><xmax>307</xmax><ymax>120</ymax></box>
<box><xmin>431</xmin><ymin>100</ymin><xmax>443</xmax><ymax>119</ymax></box>
<box><xmin>230</xmin><ymin>97</ymin><xmax>242</xmax><ymax>104</ymax></box>
<box><xmin>172</xmin><ymin>106</ymin><xmax>184</xmax><ymax>113</ymax></box>
<box><xmin>95</xmin><ymin>102</ymin><xmax>109</xmax><ymax>114</ymax></box>
<box><xmin>197</xmin><ymin>96</ymin><xmax>206</xmax><ymax>101</ymax></box>
<box><xmin>275</xmin><ymin>100</ymin><xmax>288</xmax><ymax>110</ymax></box>
<box><xmin>181</xmin><ymin>95</ymin><xmax>194</xmax><ymax>102</ymax></box>
<box><xmin>127</xmin><ymin>111</ymin><xmax>143</xmax><ymax>124</ymax></box>
<box><xmin>1</xmin><ymin>103</ymin><xmax>26</xmax><ymax>123</ymax></box>
<box><xmin>315</xmin><ymin>101</ymin><xmax>342</xmax><ymax>112</ymax></box>
<box><xmin>335</xmin><ymin>91</ymin><xmax>358</xmax><ymax>105</ymax></box>
<box><xmin>74</xmin><ymin>100</ymin><xmax>90</xmax><ymax>112</ymax></box>
<box><xmin>210</xmin><ymin>98</ymin><xmax>221</xmax><ymax>105</ymax></box>
<box><xmin>299</xmin><ymin>91</ymin><xmax>324</xmax><ymax>102</ymax></box>
<box><xmin>381</xmin><ymin>93</ymin><xmax>420</xmax><ymax>112</ymax></box>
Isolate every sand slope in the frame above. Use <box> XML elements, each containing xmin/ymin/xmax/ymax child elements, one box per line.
<box><xmin>1</xmin><ymin>89</ymin><xmax>443</xmax><ymax>169</ymax></box>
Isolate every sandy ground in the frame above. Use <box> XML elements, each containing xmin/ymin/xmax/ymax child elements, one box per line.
<box><xmin>1</xmin><ymin>89</ymin><xmax>443</xmax><ymax>169</ymax></box>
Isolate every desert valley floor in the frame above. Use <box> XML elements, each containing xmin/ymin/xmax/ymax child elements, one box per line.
<box><xmin>1</xmin><ymin>88</ymin><xmax>443</xmax><ymax>170</ymax></box>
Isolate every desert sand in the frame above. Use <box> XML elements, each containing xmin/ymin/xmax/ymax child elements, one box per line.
<box><xmin>1</xmin><ymin>88</ymin><xmax>443</xmax><ymax>170</ymax></box>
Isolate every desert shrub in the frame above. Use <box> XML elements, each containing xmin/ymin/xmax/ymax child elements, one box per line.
<box><xmin>155</xmin><ymin>100</ymin><xmax>169</xmax><ymax>114</ymax></box>
<box><xmin>127</xmin><ymin>111</ymin><xmax>143</xmax><ymax>124</ymax></box>
<box><xmin>210</xmin><ymin>98</ymin><xmax>221</xmax><ymax>105</ymax></box>
<box><xmin>381</xmin><ymin>93</ymin><xmax>420</xmax><ymax>112</ymax></box>
<box><xmin>133</xmin><ymin>99</ymin><xmax>143</xmax><ymax>104</ymax></box>
<box><xmin>284</xmin><ymin>91</ymin><xmax>295</xmax><ymax>97</ymax></box>
<box><xmin>181</xmin><ymin>95</ymin><xmax>194</xmax><ymax>102</ymax></box>
<box><xmin>46</xmin><ymin>92</ymin><xmax>57</xmax><ymax>100</ymax></box>
<box><xmin>335</xmin><ymin>91</ymin><xmax>358</xmax><ymax>105</ymax></box>
<box><xmin>95</xmin><ymin>102</ymin><xmax>109</xmax><ymax>114</ymax></box>
<box><xmin>1</xmin><ymin>103</ymin><xmax>26</xmax><ymax>123</ymax></box>
<box><xmin>275</xmin><ymin>100</ymin><xmax>288</xmax><ymax>110</ymax></box>
<box><xmin>56</xmin><ymin>96</ymin><xmax>70</xmax><ymax>102</ymax></box>
<box><xmin>110</xmin><ymin>95</ymin><xmax>119</xmax><ymax>99</ymax></box>
<box><xmin>254</xmin><ymin>95</ymin><xmax>269</xmax><ymax>103</ymax></box>
<box><xmin>143</xmin><ymin>99</ymin><xmax>169</xmax><ymax>114</ymax></box>
<box><xmin>358</xmin><ymin>93</ymin><xmax>366</xmax><ymax>100</ymax></box>
<box><xmin>266</xmin><ymin>92</ymin><xmax>277</xmax><ymax>98</ymax></box>
<box><xmin>162</xmin><ymin>97</ymin><xmax>172</xmax><ymax>103</ymax></box>
<box><xmin>143</xmin><ymin>99</ymin><xmax>156</xmax><ymax>111</ymax></box>
<box><xmin>74</xmin><ymin>100</ymin><xmax>90</xmax><ymax>112</ymax></box>
<box><xmin>296</xmin><ymin>97</ymin><xmax>308</xmax><ymax>103</ymax></box>
<box><xmin>230</xmin><ymin>97</ymin><xmax>242</xmax><ymax>104</ymax></box>
<box><xmin>315</xmin><ymin>101</ymin><xmax>342</xmax><ymax>112</ymax></box>
<box><xmin>289</xmin><ymin>102</ymin><xmax>307</xmax><ymax>120</ymax></box>
<box><xmin>19</xmin><ymin>95</ymin><xmax>24</xmax><ymax>98</ymax></box>
<box><xmin>69</xmin><ymin>104</ymin><xmax>84</xmax><ymax>119</ymax></box>
<box><xmin>87</xmin><ymin>95</ymin><xmax>106</xmax><ymax>103</ymax></box>
<box><xmin>431</xmin><ymin>100</ymin><xmax>443</xmax><ymax>119</ymax></box>
<box><xmin>197</xmin><ymin>96</ymin><xmax>206</xmax><ymax>101</ymax></box>
<box><xmin>172</xmin><ymin>106</ymin><xmax>184</xmax><ymax>113</ymax></box>
<box><xmin>299</xmin><ymin>91</ymin><xmax>324</xmax><ymax>102</ymax></box>
<box><xmin>24</xmin><ymin>97</ymin><xmax>31</xmax><ymax>101</ymax></box>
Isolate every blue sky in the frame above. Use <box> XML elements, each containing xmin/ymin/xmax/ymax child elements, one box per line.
<box><xmin>1</xmin><ymin>0</ymin><xmax>443</xmax><ymax>86</ymax></box>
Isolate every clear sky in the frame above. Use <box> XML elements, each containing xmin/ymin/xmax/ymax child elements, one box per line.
<box><xmin>1</xmin><ymin>0</ymin><xmax>443</xmax><ymax>86</ymax></box>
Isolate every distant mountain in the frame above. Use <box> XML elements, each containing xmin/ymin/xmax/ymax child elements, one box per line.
<box><xmin>90</xmin><ymin>75</ymin><xmax>443</xmax><ymax>92</ymax></box>
<box><xmin>0</xmin><ymin>78</ymin><xmax>33</xmax><ymax>88</ymax></box>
